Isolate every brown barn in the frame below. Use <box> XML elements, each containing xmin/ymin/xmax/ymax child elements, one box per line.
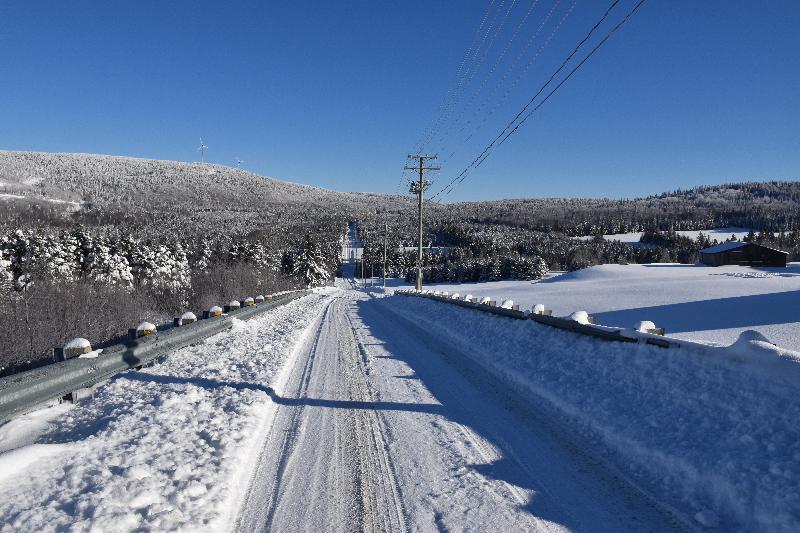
<box><xmin>699</xmin><ymin>241</ymin><xmax>787</xmax><ymax>267</ymax></box>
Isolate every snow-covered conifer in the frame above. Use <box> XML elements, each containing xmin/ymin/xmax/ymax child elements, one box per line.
<box><xmin>292</xmin><ymin>234</ymin><xmax>330</xmax><ymax>288</ymax></box>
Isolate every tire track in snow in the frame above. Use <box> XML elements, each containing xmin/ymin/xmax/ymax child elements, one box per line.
<box><xmin>340</xmin><ymin>306</ymin><xmax>408</xmax><ymax>532</ymax></box>
<box><xmin>235</xmin><ymin>296</ymin><xmax>407</xmax><ymax>532</ymax></box>
<box><xmin>240</xmin><ymin>300</ymin><xmax>333</xmax><ymax>532</ymax></box>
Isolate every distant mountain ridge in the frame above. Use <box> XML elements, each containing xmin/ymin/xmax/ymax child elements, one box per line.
<box><xmin>0</xmin><ymin>150</ymin><xmax>415</xmax><ymax>235</ymax></box>
<box><xmin>1</xmin><ymin>150</ymin><xmax>797</xmax><ymax>236</ymax></box>
<box><xmin>0</xmin><ymin>150</ymin><xmax>402</xmax><ymax>211</ymax></box>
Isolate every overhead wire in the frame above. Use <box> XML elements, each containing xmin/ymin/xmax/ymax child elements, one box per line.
<box><xmin>424</xmin><ymin>0</ymin><xmax>517</xmax><ymax>155</ymax></box>
<box><xmin>427</xmin><ymin>0</ymin><xmax>521</xmax><ymax>154</ymax></box>
<box><xmin>398</xmin><ymin>0</ymin><xmax>498</xmax><ymax>194</ymax></box>
<box><xmin>440</xmin><ymin>0</ymin><xmax>573</xmax><ymax>165</ymax></box>
<box><xmin>411</xmin><ymin>0</ymin><xmax>497</xmax><ymax>156</ymax></box>
<box><xmin>433</xmin><ymin>0</ymin><xmax>646</xmax><ymax>201</ymax></box>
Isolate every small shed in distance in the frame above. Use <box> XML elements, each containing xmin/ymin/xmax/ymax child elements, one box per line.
<box><xmin>699</xmin><ymin>241</ymin><xmax>787</xmax><ymax>267</ymax></box>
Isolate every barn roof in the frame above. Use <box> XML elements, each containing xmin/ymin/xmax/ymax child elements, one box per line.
<box><xmin>700</xmin><ymin>241</ymin><xmax>749</xmax><ymax>254</ymax></box>
<box><xmin>700</xmin><ymin>241</ymin><xmax>788</xmax><ymax>255</ymax></box>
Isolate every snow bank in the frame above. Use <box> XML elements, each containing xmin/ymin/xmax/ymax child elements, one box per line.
<box><xmin>722</xmin><ymin>330</ymin><xmax>800</xmax><ymax>382</ymax></box>
<box><xmin>0</xmin><ymin>293</ymin><xmax>328</xmax><ymax>531</ymax></box>
<box><xmin>500</xmin><ymin>299</ymin><xmax>514</xmax><ymax>309</ymax></box>
<box><xmin>78</xmin><ymin>348</ymin><xmax>103</xmax><ymax>359</ymax></box>
<box><xmin>386</xmin><ymin>296</ymin><xmax>800</xmax><ymax>532</ymax></box>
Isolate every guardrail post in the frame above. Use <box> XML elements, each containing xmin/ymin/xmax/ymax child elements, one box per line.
<box><xmin>634</xmin><ymin>320</ymin><xmax>665</xmax><ymax>336</ymax></box>
<box><xmin>53</xmin><ymin>347</ymin><xmax>65</xmax><ymax>362</ymax></box>
<box><xmin>63</xmin><ymin>338</ymin><xmax>92</xmax><ymax>358</ymax></box>
<box><xmin>531</xmin><ymin>304</ymin><xmax>553</xmax><ymax>316</ymax></box>
<box><xmin>224</xmin><ymin>300</ymin><xmax>241</xmax><ymax>313</ymax></box>
<box><xmin>174</xmin><ymin>312</ymin><xmax>197</xmax><ymax>327</ymax></box>
<box><xmin>568</xmin><ymin>311</ymin><xmax>595</xmax><ymax>325</ymax></box>
<box><xmin>204</xmin><ymin>305</ymin><xmax>223</xmax><ymax>319</ymax></box>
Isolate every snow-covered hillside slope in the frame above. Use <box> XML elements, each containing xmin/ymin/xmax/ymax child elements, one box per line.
<box><xmin>0</xmin><ymin>150</ymin><xmax>410</xmax><ymax>222</ymax></box>
<box><xmin>389</xmin><ymin>263</ymin><xmax>800</xmax><ymax>350</ymax></box>
<box><xmin>384</xmin><ymin>294</ymin><xmax>800</xmax><ymax>532</ymax></box>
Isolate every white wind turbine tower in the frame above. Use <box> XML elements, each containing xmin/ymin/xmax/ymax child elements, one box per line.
<box><xmin>198</xmin><ymin>137</ymin><xmax>208</xmax><ymax>163</ymax></box>
<box><xmin>235</xmin><ymin>158</ymin><xmax>244</xmax><ymax>168</ymax></box>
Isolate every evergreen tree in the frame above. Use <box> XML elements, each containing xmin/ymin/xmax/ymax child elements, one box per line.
<box><xmin>292</xmin><ymin>234</ymin><xmax>330</xmax><ymax>288</ymax></box>
<box><xmin>86</xmin><ymin>234</ymin><xmax>134</xmax><ymax>287</ymax></box>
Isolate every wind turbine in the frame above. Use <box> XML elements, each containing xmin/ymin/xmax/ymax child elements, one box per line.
<box><xmin>198</xmin><ymin>137</ymin><xmax>208</xmax><ymax>163</ymax></box>
<box><xmin>235</xmin><ymin>158</ymin><xmax>244</xmax><ymax>168</ymax></box>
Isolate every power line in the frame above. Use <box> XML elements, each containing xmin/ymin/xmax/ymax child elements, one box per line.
<box><xmin>435</xmin><ymin>0</ymin><xmax>623</xmax><ymax>198</ymax></box>
<box><xmin>433</xmin><ymin>0</ymin><xmax>646</xmax><ymax>201</ymax></box>
<box><xmin>419</xmin><ymin>0</ymin><xmax>509</xmax><ymax>154</ymax></box>
<box><xmin>497</xmin><ymin>1</ymin><xmax>648</xmax><ymax>148</ymax></box>
<box><xmin>424</xmin><ymin>0</ymin><xmax>518</xmax><ymax>154</ymax></box>
<box><xmin>440</xmin><ymin>0</ymin><xmax>574</xmax><ymax>165</ymax></box>
<box><xmin>399</xmin><ymin>0</ymin><xmax>498</xmax><ymax>194</ymax></box>
<box><xmin>411</xmin><ymin>0</ymin><xmax>498</xmax><ymax>156</ymax></box>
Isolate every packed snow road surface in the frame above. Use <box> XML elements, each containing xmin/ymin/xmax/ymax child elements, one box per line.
<box><xmin>236</xmin><ymin>297</ymin><xmax>406</xmax><ymax>532</ymax></box>
<box><xmin>0</xmin><ymin>286</ymin><xmax>686</xmax><ymax>532</ymax></box>
<box><xmin>236</xmin><ymin>290</ymin><xmax>680</xmax><ymax>532</ymax></box>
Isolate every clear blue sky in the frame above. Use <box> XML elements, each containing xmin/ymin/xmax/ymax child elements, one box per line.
<box><xmin>1</xmin><ymin>1</ymin><xmax>798</xmax><ymax>201</ymax></box>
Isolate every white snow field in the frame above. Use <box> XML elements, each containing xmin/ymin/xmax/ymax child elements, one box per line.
<box><xmin>573</xmin><ymin>226</ymin><xmax>769</xmax><ymax>243</ymax></box>
<box><xmin>391</xmin><ymin>262</ymin><xmax>800</xmax><ymax>350</ymax></box>
<box><xmin>1</xmin><ymin>279</ymin><xmax>797</xmax><ymax>531</ymax></box>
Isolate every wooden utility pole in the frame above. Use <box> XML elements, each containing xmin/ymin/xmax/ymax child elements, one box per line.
<box><xmin>404</xmin><ymin>155</ymin><xmax>439</xmax><ymax>291</ymax></box>
<box><xmin>382</xmin><ymin>215</ymin><xmax>388</xmax><ymax>288</ymax></box>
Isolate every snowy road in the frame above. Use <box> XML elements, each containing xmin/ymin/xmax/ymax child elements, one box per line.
<box><xmin>4</xmin><ymin>282</ymin><xmax>795</xmax><ymax>531</ymax></box>
<box><xmin>236</xmin><ymin>289</ymin><xmax>680</xmax><ymax>532</ymax></box>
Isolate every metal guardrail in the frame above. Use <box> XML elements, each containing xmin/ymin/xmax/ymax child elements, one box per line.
<box><xmin>395</xmin><ymin>290</ymin><xmax>658</xmax><ymax>346</ymax></box>
<box><xmin>0</xmin><ymin>290</ymin><xmax>311</xmax><ymax>423</ymax></box>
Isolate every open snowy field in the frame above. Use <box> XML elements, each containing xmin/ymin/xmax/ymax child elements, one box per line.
<box><xmin>573</xmin><ymin>226</ymin><xmax>772</xmax><ymax>243</ymax></box>
<box><xmin>386</xmin><ymin>262</ymin><xmax>800</xmax><ymax>350</ymax></box>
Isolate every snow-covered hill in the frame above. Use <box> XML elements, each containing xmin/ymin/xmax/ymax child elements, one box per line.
<box><xmin>0</xmin><ymin>150</ymin><xmax>410</xmax><ymax>210</ymax></box>
<box><xmin>0</xmin><ymin>151</ymin><xmax>413</xmax><ymax>234</ymax></box>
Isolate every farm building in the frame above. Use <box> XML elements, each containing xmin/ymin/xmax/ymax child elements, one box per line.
<box><xmin>699</xmin><ymin>241</ymin><xmax>787</xmax><ymax>267</ymax></box>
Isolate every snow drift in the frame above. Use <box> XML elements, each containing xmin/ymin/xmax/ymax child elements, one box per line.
<box><xmin>386</xmin><ymin>295</ymin><xmax>800</xmax><ymax>532</ymax></box>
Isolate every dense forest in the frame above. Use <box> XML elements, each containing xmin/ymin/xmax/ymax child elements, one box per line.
<box><xmin>439</xmin><ymin>181</ymin><xmax>800</xmax><ymax>236</ymax></box>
